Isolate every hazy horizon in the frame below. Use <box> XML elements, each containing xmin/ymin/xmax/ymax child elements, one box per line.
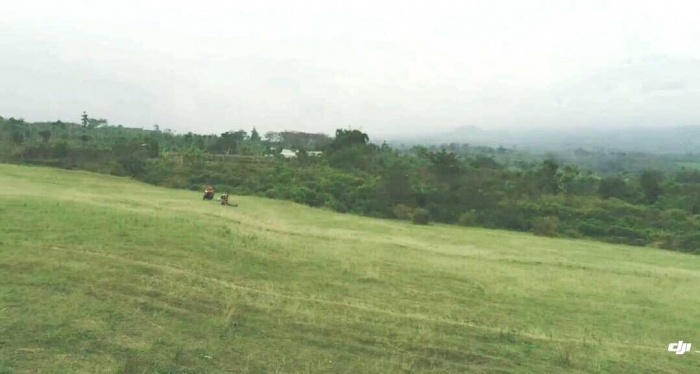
<box><xmin>1</xmin><ymin>0</ymin><xmax>699</xmax><ymax>138</ymax></box>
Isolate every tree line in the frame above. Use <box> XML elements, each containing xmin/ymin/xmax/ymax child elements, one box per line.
<box><xmin>3</xmin><ymin>114</ymin><xmax>700</xmax><ymax>253</ymax></box>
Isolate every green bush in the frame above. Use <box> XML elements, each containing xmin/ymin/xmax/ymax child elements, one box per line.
<box><xmin>579</xmin><ymin>222</ymin><xmax>607</xmax><ymax>236</ymax></box>
<box><xmin>458</xmin><ymin>211</ymin><xmax>477</xmax><ymax>226</ymax></box>
<box><xmin>607</xmin><ymin>226</ymin><xmax>647</xmax><ymax>241</ymax></box>
<box><xmin>324</xmin><ymin>199</ymin><xmax>348</xmax><ymax>213</ymax></box>
<box><xmin>117</xmin><ymin>156</ymin><xmax>145</xmax><ymax>177</ymax></box>
<box><xmin>392</xmin><ymin>204</ymin><xmax>413</xmax><ymax>220</ymax></box>
<box><xmin>652</xmin><ymin>232</ymin><xmax>676</xmax><ymax>249</ymax></box>
<box><xmin>532</xmin><ymin>216</ymin><xmax>559</xmax><ymax>237</ymax></box>
<box><xmin>214</xmin><ymin>184</ymin><xmax>235</xmax><ymax>194</ymax></box>
<box><xmin>563</xmin><ymin>229</ymin><xmax>582</xmax><ymax>238</ymax></box>
<box><xmin>160</xmin><ymin>176</ymin><xmax>189</xmax><ymax>189</ymax></box>
<box><xmin>108</xmin><ymin>161</ymin><xmax>128</xmax><ymax>176</ymax></box>
<box><xmin>52</xmin><ymin>141</ymin><xmax>70</xmax><ymax>158</ymax></box>
<box><xmin>265</xmin><ymin>188</ymin><xmax>281</xmax><ymax>199</ymax></box>
<box><xmin>412</xmin><ymin>208</ymin><xmax>430</xmax><ymax>225</ymax></box>
<box><xmin>665</xmin><ymin>208</ymin><xmax>690</xmax><ymax>221</ymax></box>
<box><xmin>232</xmin><ymin>186</ymin><xmax>252</xmax><ymax>196</ymax></box>
<box><xmin>290</xmin><ymin>188</ymin><xmax>308</xmax><ymax>204</ymax></box>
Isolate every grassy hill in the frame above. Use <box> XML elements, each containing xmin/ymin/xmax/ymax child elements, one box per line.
<box><xmin>1</xmin><ymin>164</ymin><xmax>699</xmax><ymax>373</ymax></box>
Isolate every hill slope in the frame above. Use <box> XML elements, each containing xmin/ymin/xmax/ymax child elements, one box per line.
<box><xmin>1</xmin><ymin>164</ymin><xmax>699</xmax><ymax>373</ymax></box>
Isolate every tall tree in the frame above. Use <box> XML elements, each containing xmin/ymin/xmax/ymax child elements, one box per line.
<box><xmin>639</xmin><ymin>169</ymin><xmax>664</xmax><ymax>204</ymax></box>
<box><xmin>428</xmin><ymin>150</ymin><xmax>462</xmax><ymax>181</ymax></box>
<box><xmin>10</xmin><ymin>131</ymin><xmax>24</xmax><ymax>145</ymax></box>
<box><xmin>264</xmin><ymin>131</ymin><xmax>283</xmax><ymax>143</ymax></box>
<box><xmin>214</xmin><ymin>132</ymin><xmax>238</xmax><ymax>155</ymax></box>
<box><xmin>538</xmin><ymin>158</ymin><xmax>560</xmax><ymax>194</ymax></box>
<box><xmin>39</xmin><ymin>130</ymin><xmax>52</xmax><ymax>143</ymax></box>
<box><xmin>328</xmin><ymin>129</ymin><xmax>369</xmax><ymax>153</ymax></box>
<box><xmin>8</xmin><ymin>118</ymin><xmax>27</xmax><ymax>145</ymax></box>
<box><xmin>377</xmin><ymin>162</ymin><xmax>413</xmax><ymax>209</ymax></box>
<box><xmin>250</xmin><ymin>127</ymin><xmax>261</xmax><ymax>142</ymax></box>
<box><xmin>87</xmin><ymin>118</ymin><xmax>107</xmax><ymax>129</ymax></box>
<box><xmin>79</xmin><ymin>134</ymin><xmax>91</xmax><ymax>147</ymax></box>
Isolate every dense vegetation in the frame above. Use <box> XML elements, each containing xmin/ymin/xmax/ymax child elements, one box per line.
<box><xmin>4</xmin><ymin>114</ymin><xmax>700</xmax><ymax>253</ymax></box>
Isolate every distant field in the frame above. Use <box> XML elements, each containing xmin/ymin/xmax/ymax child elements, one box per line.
<box><xmin>1</xmin><ymin>164</ymin><xmax>699</xmax><ymax>373</ymax></box>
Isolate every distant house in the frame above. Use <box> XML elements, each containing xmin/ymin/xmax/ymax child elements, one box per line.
<box><xmin>279</xmin><ymin>149</ymin><xmax>323</xmax><ymax>158</ymax></box>
<box><xmin>280</xmin><ymin>149</ymin><xmax>297</xmax><ymax>158</ymax></box>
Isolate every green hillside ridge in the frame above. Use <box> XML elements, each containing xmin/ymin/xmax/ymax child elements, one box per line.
<box><xmin>6</xmin><ymin>116</ymin><xmax>700</xmax><ymax>254</ymax></box>
<box><xmin>1</xmin><ymin>164</ymin><xmax>699</xmax><ymax>373</ymax></box>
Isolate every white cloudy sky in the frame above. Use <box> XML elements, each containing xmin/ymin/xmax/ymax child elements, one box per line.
<box><xmin>1</xmin><ymin>0</ymin><xmax>699</xmax><ymax>136</ymax></box>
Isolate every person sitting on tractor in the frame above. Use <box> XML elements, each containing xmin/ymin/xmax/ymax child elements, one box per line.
<box><xmin>203</xmin><ymin>185</ymin><xmax>215</xmax><ymax>200</ymax></box>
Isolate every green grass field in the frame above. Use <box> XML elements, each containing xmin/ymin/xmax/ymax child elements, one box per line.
<box><xmin>1</xmin><ymin>164</ymin><xmax>700</xmax><ymax>373</ymax></box>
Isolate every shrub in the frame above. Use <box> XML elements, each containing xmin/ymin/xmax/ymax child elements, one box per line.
<box><xmin>412</xmin><ymin>208</ymin><xmax>430</xmax><ymax>225</ymax></box>
<box><xmin>325</xmin><ymin>199</ymin><xmax>348</xmax><ymax>213</ymax></box>
<box><xmin>392</xmin><ymin>204</ymin><xmax>413</xmax><ymax>220</ymax></box>
<box><xmin>563</xmin><ymin>229</ymin><xmax>582</xmax><ymax>238</ymax></box>
<box><xmin>232</xmin><ymin>186</ymin><xmax>252</xmax><ymax>196</ymax></box>
<box><xmin>290</xmin><ymin>187</ymin><xmax>309</xmax><ymax>204</ymax></box>
<box><xmin>666</xmin><ymin>208</ymin><xmax>690</xmax><ymax>221</ymax></box>
<box><xmin>302</xmin><ymin>189</ymin><xmax>325</xmax><ymax>207</ymax></box>
<box><xmin>52</xmin><ymin>141</ymin><xmax>70</xmax><ymax>158</ymax></box>
<box><xmin>265</xmin><ymin>188</ymin><xmax>281</xmax><ymax>199</ymax></box>
<box><xmin>490</xmin><ymin>208</ymin><xmax>530</xmax><ymax>231</ymax></box>
<box><xmin>160</xmin><ymin>176</ymin><xmax>189</xmax><ymax>189</ymax></box>
<box><xmin>532</xmin><ymin>216</ymin><xmax>559</xmax><ymax>237</ymax></box>
<box><xmin>458</xmin><ymin>211</ymin><xmax>477</xmax><ymax>226</ymax></box>
<box><xmin>108</xmin><ymin>161</ymin><xmax>128</xmax><ymax>176</ymax></box>
<box><xmin>214</xmin><ymin>184</ymin><xmax>235</xmax><ymax>194</ymax></box>
<box><xmin>579</xmin><ymin>221</ymin><xmax>607</xmax><ymax>236</ymax></box>
<box><xmin>607</xmin><ymin>225</ymin><xmax>647</xmax><ymax>241</ymax></box>
<box><xmin>651</xmin><ymin>231</ymin><xmax>673</xmax><ymax>248</ymax></box>
<box><xmin>117</xmin><ymin>156</ymin><xmax>145</xmax><ymax>177</ymax></box>
<box><xmin>678</xmin><ymin>233</ymin><xmax>700</xmax><ymax>252</ymax></box>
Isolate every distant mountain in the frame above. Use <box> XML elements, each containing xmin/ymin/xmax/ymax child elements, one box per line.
<box><xmin>384</xmin><ymin>54</ymin><xmax>700</xmax><ymax>154</ymax></box>
<box><xmin>386</xmin><ymin>125</ymin><xmax>700</xmax><ymax>154</ymax></box>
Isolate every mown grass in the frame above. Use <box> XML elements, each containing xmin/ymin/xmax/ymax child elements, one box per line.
<box><xmin>1</xmin><ymin>163</ymin><xmax>700</xmax><ymax>373</ymax></box>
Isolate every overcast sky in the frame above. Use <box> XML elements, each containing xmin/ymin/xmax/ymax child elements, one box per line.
<box><xmin>1</xmin><ymin>0</ymin><xmax>699</xmax><ymax>137</ymax></box>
